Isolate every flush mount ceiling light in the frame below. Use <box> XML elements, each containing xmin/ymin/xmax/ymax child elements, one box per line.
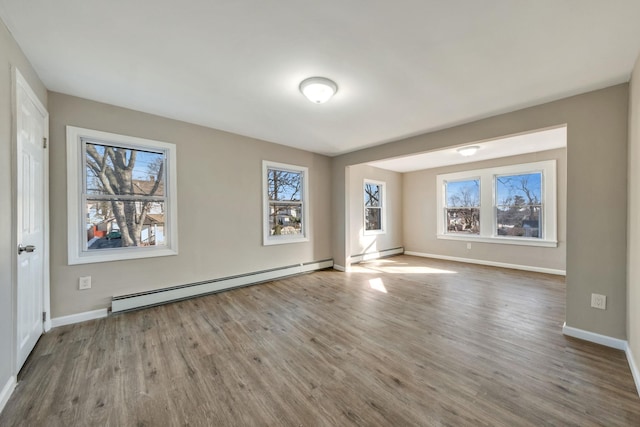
<box><xmin>299</xmin><ymin>77</ymin><xmax>338</xmax><ymax>104</ymax></box>
<box><xmin>457</xmin><ymin>146</ymin><xmax>480</xmax><ymax>156</ymax></box>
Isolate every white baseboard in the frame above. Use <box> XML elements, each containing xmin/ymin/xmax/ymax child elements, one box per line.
<box><xmin>562</xmin><ymin>322</ymin><xmax>627</xmax><ymax>350</ymax></box>
<box><xmin>404</xmin><ymin>251</ymin><xmax>566</xmax><ymax>276</ymax></box>
<box><xmin>51</xmin><ymin>308</ymin><xmax>109</xmax><ymax>328</ymax></box>
<box><xmin>625</xmin><ymin>345</ymin><xmax>640</xmax><ymax>397</ymax></box>
<box><xmin>562</xmin><ymin>323</ymin><xmax>640</xmax><ymax>396</ymax></box>
<box><xmin>333</xmin><ymin>264</ymin><xmax>346</xmax><ymax>272</ymax></box>
<box><xmin>112</xmin><ymin>259</ymin><xmax>334</xmax><ymax>313</ymax></box>
<box><xmin>0</xmin><ymin>375</ymin><xmax>16</xmax><ymax>415</ymax></box>
<box><xmin>349</xmin><ymin>247</ymin><xmax>404</xmax><ymax>264</ymax></box>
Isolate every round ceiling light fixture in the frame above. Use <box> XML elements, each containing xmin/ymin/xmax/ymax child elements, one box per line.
<box><xmin>457</xmin><ymin>146</ymin><xmax>480</xmax><ymax>156</ymax></box>
<box><xmin>299</xmin><ymin>77</ymin><xmax>338</xmax><ymax>104</ymax></box>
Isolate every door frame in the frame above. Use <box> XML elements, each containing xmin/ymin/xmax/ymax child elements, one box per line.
<box><xmin>12</xmin><ymin>67</ymin><xmax>50</xmax><ymax>373</ymax></box>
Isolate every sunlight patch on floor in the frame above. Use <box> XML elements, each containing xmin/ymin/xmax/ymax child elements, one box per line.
<box><xmin>350</xmin><ymin>264</ymin><xmax>457</xmax><ymax>274</ymax></box>
<box><xmin>369</xmin><ymin>277</ymin><xmax>388</xmax><ymax>293</ymax></box>
<box><xmin>351</xmin><ymin>261</ymin><xmax>457</xmax><ymax>275</ymax></box>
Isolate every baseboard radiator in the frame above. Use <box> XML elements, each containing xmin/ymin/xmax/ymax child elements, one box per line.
<box><xmin>112</xmin><ymin>258</ymin><xmax>334</xmax><ymax>313</ymax></box>
<box><xmin>349</xmin><ymin>247</ymin><xmax>404</xmax><ymax>264</ymax></box>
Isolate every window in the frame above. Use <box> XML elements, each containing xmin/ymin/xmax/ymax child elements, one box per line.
<box><xmin>263</xmin><ymin>161</ymin><xmax>309</xmax><ymax>245</ymax></box>
<box><xmin>67</xmin><ymin>126</ymin><xmax>178</xmax><ymax>264</ymax></box>
<box><xmin>364</xmin><ymin>180</ymin><xmax>386</xmax><ymax>234</ymax></box>
<box><xmin>436</xmin><ymin>160</ymin><xmax>557</xmax><ymax>247</ymax></box>
<box><xmin>444</xmin><ymin>178</ymin><xmax>480</xmax><ymax>235</ymax></box>
<box><xmin>496</xmin><ymin>172</ymin><xmax>542</xmax><ymax>238</ymax></box>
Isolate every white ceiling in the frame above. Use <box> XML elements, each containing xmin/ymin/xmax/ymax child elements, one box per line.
<box><xmin>1</xmin><ymin>1</ymin><xmax>639</xmax><ymax>156</ymax></box>
<box><xmin>367</xmin><ymin>125</ymin><xmax>566</xmax><ymax>173</ymax></box>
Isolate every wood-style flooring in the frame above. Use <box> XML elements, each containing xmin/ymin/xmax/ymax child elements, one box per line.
<box><xmin>2</xmin><ymin>255</ymin><xmax>640</xmax><ymax>426</ymax></box>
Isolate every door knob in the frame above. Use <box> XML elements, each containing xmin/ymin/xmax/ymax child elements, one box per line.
<box><xmin>18</xmin><ymin>244</ymin><xmax>36</xmax><ymax>254</ymax></box>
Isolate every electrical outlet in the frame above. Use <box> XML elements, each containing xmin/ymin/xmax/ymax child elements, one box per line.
<box><xmin>79</xmin><ymin>276</ymin><xmax>91</xmax><ymax>290</ymax></box>
<box><xmin>466</xmin><ymin>243</ymin><xmax>472</xmax><ymax>250</ymax></box>
<box><xmin>591</xmin><ymin>293</ymin><xmax>606</xmax><ymax>310</ymax></box>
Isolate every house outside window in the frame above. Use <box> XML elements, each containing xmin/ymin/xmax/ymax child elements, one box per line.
<box><xmin>496</xmin><ymin>172</ymin><xmax>543</xmax><ymax>238</ymax></box>
<box><xmin>436</xmin><ymin>160</ymin><xmax>557</xmax><ymax>247</ymax></box>
<box><xmin>364</xmin><ymin>180</ymin><xmax>386</xmax><ymax>234</ymax></box>
<box><xmin>67</xmin><ymin>126</ymin><xmax>178</xmax><ymax>264</ymax></box>
<box><xmin>444</xmin><ymin>178</ymin><xmax>480</xmax><ymax>235</ymax></box>
<box><xmin>263</xmin><ymin>161</ymin><xmax>309</xmax><ymax>245</ymax></box>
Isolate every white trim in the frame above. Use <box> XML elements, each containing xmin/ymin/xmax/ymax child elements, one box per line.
<box><xmin>66</xmin><ymin>126</ymin><xmax>179</xmax><ymax>265</ymax></box>
<box><xmin>436</xmin><ymin>234</ymin><xmax>558</xmax><ymax>248</ymax></box>
<box><xmin>562</xmin><ymin>323</ymin><xmax>640</xmax><ymax>395</ymax></box>
<box><xmin>561</xmin><ymin>322</ymin><xmax>627</xmax><ymax>350</ymax></box>
<box><xmin>404</xmin><ymin>251</ymin><xmax>566</xmax><ymax>276</ymax></box>
<box><xmin>51</xmin><ymin>308</ymin><xmax>109</xmax><ymax>328</ymax></box>
<box><xmin>625</xmin><ymin>345</ymin><xmax>640</xmax><ymax>397</ymax></box>
<box><xmin>350</xmin><ymin>247</ymin><xmax>404</xmax><ymax>264</ymax></box>
<box><xmin>363</xmin><ymin>179</ymin><xmax>386</xmax><ymax>235</ymax></box>
<box><xmin>112</xmin><ymin>260</ymin><xmax>333</xmax><ymax>313</ymax></box>
<box><xmin>436</xmin><ymin>159</ymin><xmax>557</xmax><ymax>247</ymax></box>
<box><xmin>333</xmin><ymin>264</ymin><xmax>346</xmax><ymax>272</ymax></box>
<box><xmin>262</xmin><ymin>160</ymin><xmax>310</xmax><ymax>245</ymax></box>
<box><xmin>0</xmin><ymin>376</ymin><xmax>17</xmax><ymax>415</ymax></box>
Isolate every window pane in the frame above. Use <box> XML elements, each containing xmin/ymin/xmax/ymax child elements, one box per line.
<box><xmin>86</xmin><ymin>200</ymin><xmax>166</xmax><ymax>249</ymax></box>
<box><xmin>446</xmin><ymin>179</ymin><xmax>480</xmax><ymax>208</ymax></box>
<box><xmin>85</xmin><ymin>142</ymin><xmax>165</xmax><ymax>196</ymax></box>
<box><xmin>496</xmin><ymin>172</ymin><xmax>541</xmax><ymax>207</ymax></box>
<box><xmin>268</xmin><ymin>202</ymin><xmax>303</xmax><ymax>235</ymax></box>
<box><xmin>364</xmin><ymin>183</ymin><xmax>381</xmax><ymax>207</ymax></box>
<box><xmin>365</xmin><ymin>207</ymin><xmax>381</xmax><ymax>231</ymax></box>
<box><xmin>496</xmin><ymin>172</ymin><xmax>542</xmax><ymax>238</ymax></box>
<box><xmin>446</xmin><ymin>208</ymin><xmax>480</xmax><ymax>234</ymax></box>
<box><xmin>497</xmin><ymin>206</ymin><xmax>541</xmax><ymax>237</ymax></box>
<box><xmin>268</xmin><ymin>169</ymin><xmax>302</xmax><ymax>201</ymax></box>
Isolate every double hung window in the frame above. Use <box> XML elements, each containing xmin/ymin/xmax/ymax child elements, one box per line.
<box><xmin>67</xmin><ymin>126</ymin><xmax>178</xmax><ymax>264</ymax></box>
<box><xmin>436</xmin><ymin>160</ymin><xmax>556</xmax><ymax>247</ymax></box>
<box><xmin>364</xmin><ymin>180</ymin><xmax>385</xmax><ymax>234</ymax></box>
<box><xmin>444</xmin><ymin>178</ymin><xmax>480</xmax><ymax>235</ymax></box>
<box><xmin>263</xmin><ymin>161</ymin><xmax>309</xmax><ymax>245</ymax></box>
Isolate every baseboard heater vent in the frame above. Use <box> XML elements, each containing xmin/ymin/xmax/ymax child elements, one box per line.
<box><xmin>112</xmin><ymin>258</ymin><xmax>333</xmax><ymax>314</ymax></box>
<box><xmin>350</xmin><ymin>247</ymin><xmax>404</xmax><ymax>264</ymax></box>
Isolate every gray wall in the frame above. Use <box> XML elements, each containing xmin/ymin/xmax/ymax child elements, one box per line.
<box><xmin>403</xmin><ymin>148</ymin><xmax>566</xmax><ymax>272</ymax></box>
<box><xmin>347</xmin><ymin>164</ymin><xmax>402</xmax><ymax>259</ymax></box>
<box><xmin>48</xmin><ymin>92</ymin><xmax>332</xmax><ymax>317</ymax></box>
<box><xmin>333</xmin><ymin>84</ymin><xmax>628</xmax><ymax>339</ymax></box>
<box><xmin>628</xmin><ymin>54</ymin><xmax>640</xmax><ymax>370</ymax></box>
<box><xmin>0</xmin><ymin>20</ymin><xmax>47</xmax><ymax>399</ymax></box>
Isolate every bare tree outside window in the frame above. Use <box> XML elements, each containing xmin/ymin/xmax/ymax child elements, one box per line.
<box><xmin>445</xmin><ymin>179</ymin><xmax>480</xmax><ymax>234</ymax></box>
<box><xmin>496</xmin><ymin>172</ymin><xmax>542</xmax><ymax>238</ymax></box>
<box><xmin>364</xmin><ymin>182</ymin><xmax>383</xmax><ymax>231</ymax></box>
<box><xmin>267</xmin><ymin>168</ymin><xmax>303</xmax><ymax>236</ymax></box>
<box><xmin>84</xmin><ymin>141</ymin><xmax>167</xmax><ymax>250</ymax></box>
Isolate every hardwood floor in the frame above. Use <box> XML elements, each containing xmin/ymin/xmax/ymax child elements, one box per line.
<box><xmin>2</xmin><ymin>255</ymin><xmax>640</xmax><ymax>426</ymax></box>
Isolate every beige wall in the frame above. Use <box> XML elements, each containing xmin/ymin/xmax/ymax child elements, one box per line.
<box><xmin>628</xmin><ymin>54</ymin><xmax>640</xmax><ymax>374</ymax></box>
<box><xmin>403</xmin><ymin>148</ymin><xmax>566</xmax><ymax>272</ymax></box>
<box><xmin>333</xmin><ymin>84</ymin><xmax>628</xmax><ymax>339</ymax></box>
<box><xmin>347</xmin><ymin>164</ymin><xmax>402</xmax><ymax>259</ymax></box>
<box><xmin>48</xmin><ymin>92</ymin><xmax>332</xmax><ymax>317</ymax></box>
<box><xmin>0</xmin><ymin>20</ymin><xmax>47</xmax><ymax>398</ymax></box>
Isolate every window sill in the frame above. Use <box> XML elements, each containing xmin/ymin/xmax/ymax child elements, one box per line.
<box><xmin>364</xmin><ymin>230</ymin><xmax>386</xmax><ymax>236</ymax></box>
<box><xmin>263</xmin><ymin>236</ymin><xmax>309</xmax><ymax>246</ymax></box>
<box><xmin>436</xmin><ymin>234</ymin><xmax>558</xmax><ymax>248</ymax></box>
<box><xmin>69</xmin><ymin>246</ymin><xmax>178</xmax><ymax>265</ymax></box>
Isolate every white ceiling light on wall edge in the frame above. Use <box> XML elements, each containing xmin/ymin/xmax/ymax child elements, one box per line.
<box><xmin>299</xmin><ymin>77</ymin><xmax>338</xmax><ymax>104</ymax></box>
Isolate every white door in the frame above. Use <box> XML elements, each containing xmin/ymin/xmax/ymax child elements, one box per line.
<box><xmin>15</xmin><ymin>70</ymin><xmax>48</xmax><ymax>372</ymax></box>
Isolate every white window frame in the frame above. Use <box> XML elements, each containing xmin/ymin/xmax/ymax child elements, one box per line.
<box><xmin>66</xmin><ymin>126</ymin><xmax>179</xmax><ymax>264</ymax></box>
<box><xmin>262</xmin><ymin>160</ymin><xmax>309</xmax><ymax>245</ymax></box>
<box><xmin>363</xmin><ymin>179</ymin><xmax>386</xmax><ymax>235</ymax></box>
<box><xmin>436</xmin><ymin>160</ymin><xmax>557</xmax><ymax>247</ymax></box>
